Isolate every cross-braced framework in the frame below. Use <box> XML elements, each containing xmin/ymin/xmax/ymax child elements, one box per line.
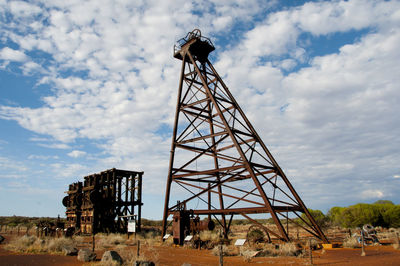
<box><xmin>162</xmin><ymin>29</ymin><xmax>328</xmax><ymax>243</ymax></box>
<box><xmin>64</xmin><ymin>168</ymin><xmax>143</xmax><ymax>235</ymax></box>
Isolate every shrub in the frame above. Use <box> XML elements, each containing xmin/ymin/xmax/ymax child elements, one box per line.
<box><xmin>97</xmin><ymin>233</ymin><xmax>127</xmax><ymax>248</ymax></box>
<box><xmin>247</xmin><ymin>228</ymin><xmax>264</xmax><ymax>243</ymax></box>
<box><xmin>212</xmin><ymin>245</ymin><xmax>232</xmax><ymax>256</ymax></box>
<box><xmin>6</xmin><ymin>236</ymin><xmax>45</xmax><ymax>253</ymax></box>
<box><xmin>256</xmin><ymin>242</ymin><xmax>301</xmax><ymax>257</ymax></box>
<box><xmin>327</xmin><ymin>201</ymin><xmax>399</xmax><ymax>228</ymax></box>
<box><xmin>301</xmin><ymin>209</ymin><xmax>329</xmax><ymax>229</ymax></box>
<box><xmin>199</xmin><ymin>230</ymin><xmax>219</xmax><ymax>242</ymax></box>
<box><xmin>327</xmin><ymin>207</ymin><xmax>346</xmax><ymax>227</ymax></box>
<box><xmin>5</xmin><ymin>236</ymin><xmax>77</xmax><ymax>255</ymax></box>
<box><xmin>341</xmin><ymin>204</ymin><xmax>381</xmax><ymax>228</ymax></box>
<box><xmin>343</xmin><ymin>236</ymin><xmax>359</xmax><ymax>248</ymax></box>
<box><xmin>383</xmin><ymin>205</ymin><xmax>400</xmax><ymax>228</ymax></box>
<box><xmin>374</xmin><ymin>200</ymin><xmax>394</xmax><ymax>205</ymax></box>
<box><xmin>239</xmin><ymin>246</ymin><xmax>258</xmax><ymax>262</ymax></box>
<box><xmin>47</xmin><ymin>238</ymin><xmax>75</xmax><ymax>253</ymax></box>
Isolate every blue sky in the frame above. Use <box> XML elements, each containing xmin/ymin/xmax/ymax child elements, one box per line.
<box><xmin>0</xmin><ymin>0</ymin><xmax>399</xmax><ymax>219</ymax></box>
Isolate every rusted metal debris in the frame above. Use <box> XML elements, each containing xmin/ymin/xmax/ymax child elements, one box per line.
<box><xmin>63</xmin><ymin>168</ymin><xmax>143</xmax><ymax>235</ymax></box>
<box><xmin>36</xmin><ymin>216</ymin><xmax>65</xmax><ymax>237</ymax></box>
<box><xmin>64</xmin><ymin>181</ymin><xmax>82</xmax><ymax>232</ymax></box>
<box><xmin>171</xmin><ymin>203</ymin><xmax>215</xmax><ymax>245</ymax></box>
<box><xmin>162</xmin><ymin>29</ymin><xmax>329</xmax><ymax>244</ymax></box>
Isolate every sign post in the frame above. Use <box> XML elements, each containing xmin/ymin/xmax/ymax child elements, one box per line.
<box><xmin>127</xmin><ymin>215</ymin><xmax>137</xmax><ymax>239</ymax></box>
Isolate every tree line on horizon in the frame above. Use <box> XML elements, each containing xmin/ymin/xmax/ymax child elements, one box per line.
<box><xmin>303</xmin><ymin>200</ymin><xmax>400</xmax><ymax>229</ymax></box>
<box><xmin>1</xmin><ymin>200</ymin><xmax>399</xmax><ymax>229</ymax></box>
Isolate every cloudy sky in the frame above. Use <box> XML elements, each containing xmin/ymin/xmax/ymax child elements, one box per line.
<box><xmin>0</xmin><ymin>0</ymin><xmax>399</xmax><ymax>219</ymax></box>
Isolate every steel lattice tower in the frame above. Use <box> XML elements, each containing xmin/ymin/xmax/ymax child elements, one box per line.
<box><xmin>162</xmin><ymin>29</ymin><xmax>328</xmax><ymax>243</ymax></box>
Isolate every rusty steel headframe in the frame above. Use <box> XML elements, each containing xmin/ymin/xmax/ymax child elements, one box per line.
<box><xmin>161</xmin><ymin>29</ymin><xmax>329</xmax><ymax>243</ymax></box>
<box><xmin>63</xmin><ymin>168</ymin><xmax>143</xmax><ymax>235</ymax></box>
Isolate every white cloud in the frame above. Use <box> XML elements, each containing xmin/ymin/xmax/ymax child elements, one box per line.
<box><xmin>0</xmin><ymin>0</ymin><xmax>399</xmax><ymax>213</ymax></box>
<box><xmin>67</xmin><ymin>150</ymin><xmax>86</xmax><ymax>158</ymax></box>
<box><xmin>50</xmin><ymin>163</ymin><xmax>89</xmax><ymax>178</ymax></box>
<box><xmin>9</xmin><ymin>1</ymin><xmax>42</xmax><ymax>18</ymax></box>
<box><xmin>0</xmin><ymin>47</ymin><xmax>28</xmax><ymax>62</ymax></box>
<box><xmin>0</xmin><ymin>156</ymin><xmax>28</xmax><ymax>174</ymax></box>
<box><xmin>28</xmin><ymin>154</ymin><xmax>59</xmax><ymax>160</ymax></box>
<box><xmin>361</xmin><ymin>189</ymin><xmax>384</xmax><ymax>199</ymax></box>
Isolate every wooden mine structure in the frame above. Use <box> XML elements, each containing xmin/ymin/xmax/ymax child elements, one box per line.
<box><xmin>161</xmin><ymin>29</ymin><xmax>329</xmax><ymax>244</ymax></box>
<box><xmin>63</xmin><ymin>181</ymin><xmax>82</xmax><ymax>230</ymax></box>
<box><xmin>63</xmin><ymin>168</ymin><xmax>143</xmax><ymax>234</ymax></box>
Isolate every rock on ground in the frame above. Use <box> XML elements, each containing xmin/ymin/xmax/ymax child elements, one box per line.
<box><xmin>101</xmin><ymin>250</ymin><xmax>123</xmax><ymax>265</ymax></box>
<box><xmin>77</xmin><ymin>248</ymin><xmax>96</xmax><ymax>262</ymax></box>
<box><xmin>62</xmin><ymin>246</ymin><xmax>78</xmax><ymax>256</ymax></box>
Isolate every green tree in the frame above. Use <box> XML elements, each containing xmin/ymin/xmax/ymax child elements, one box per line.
<box><xmin>374</xmin><ymin>200</ymin><xmax>394</xmax><ymax>205</ymax></box>
<box><xmin>383</xmin><ymin>205</ymin><xmax>400</xmax><ymax>228</ymax></box>
<box><xmin>301</xmin><ymin>209</ymin><xmax>329</xmax><ymax>229</ymax></box>
<box><xmin>373</xmin><ymin>202</ymin><xmax>396</xmax><ymax>227</ymax></box>
<box><xmin>341</xmin><ymin>203</ymin><xmax>380</xmax><ymax>228</ymax></box>
<box><xmin>327</xmin><ymin>206</ymin><xmax>346</xmax><ymax>227</ymax></box>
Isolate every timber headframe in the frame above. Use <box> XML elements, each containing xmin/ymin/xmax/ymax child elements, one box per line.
<box><xmin>162</xmin><ymin>29</ymin><xmax>329</xmax><ymax>243</ymax></box>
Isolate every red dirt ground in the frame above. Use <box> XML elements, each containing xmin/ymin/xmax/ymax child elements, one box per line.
<box><xmin>0</xmin><ymin>233</ymin><xmax>82</xmax><ymax>266</ymax></box>
<box><xmin>1</xmin><ymin>233</ymin><xmax>400</xmax><ymax>265</ymax></box>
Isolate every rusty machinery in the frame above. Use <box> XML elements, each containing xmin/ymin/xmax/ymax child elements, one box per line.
<box><xmin>63</xmin><ymin>181</ymin><xmax>82</xmax><ymax>231</ymax></box>
<box><xmin>171</xmin><ymin>202</ymin><xmax>215</xmax><ymax>245</ymax></box>
<box><xmin>161</xmin><ymin>29</ymin><xmax>329</xmax><ymax>244</ymax></box>
<box><xmin>63</xmin><ymin>168</ymin><xmax>143</xmax><ymax>234</ymax></box>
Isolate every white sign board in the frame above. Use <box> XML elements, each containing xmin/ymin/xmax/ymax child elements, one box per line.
<box><xmin>234</xmin><ymin>239</ymin><xmax>246</xmax><ymax>246</ymax></box>
<box><xmin>127</xmin><ymin>221</ymin><xmax>136</xmax><ymax>233</ymax></box>
<box><xmin>184</xmin><ymin>235</ymin><xmax>193</xmax><ymax>241</ymax></box>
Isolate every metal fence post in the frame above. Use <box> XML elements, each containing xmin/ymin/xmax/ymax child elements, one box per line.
<box><xmin>219</xmin><ymin>244</ymin><xmax>223</xmax><ymax>266</ymax></box>
<box><xmin>361</xmin><ymin>230</ymin><xmax>366</xmax><ymax>256</ymax></box>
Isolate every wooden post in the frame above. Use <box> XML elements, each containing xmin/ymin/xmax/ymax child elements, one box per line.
<box><xmin>308</xmin><ymin>238</ymin><xmax>313</xmax><ymax>265</ymax></box>
<box><xmin>361</xmin><ymin>230</ymin><xmax>366</xmax><ymax>256</ymax></box>
<box><xmin>92</xmin><ymin>234</ymin><xmax>95</xmax><ymax>252</ymax></box>
<box><xmin>137</xmin><ymin>240</ymin><xmax>141</xmax><ymax>258</ymax></box>
<box><xmin>219</xmin><ymin>244</ymin><xmax>223</xmax><ymax>266</ymax></box>
<box><xmin>286</xmin><ymin>210</ymin><xmax>289</xmax><ymax>236</ymax></box>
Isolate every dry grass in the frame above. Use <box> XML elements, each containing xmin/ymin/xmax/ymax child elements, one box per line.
<box><xmin>199</xmin><ymin>230</ymin><xmax>220</xmax><ymax>249</ymax></box>
<box><xmin>112</xmin><ymin>247</ymin><xmax>135</xmax><ymax>266</ymax></box>
<box><xmin>343</xmin><ymin>236</ymin><xmax>360</xmax><ymax>248</ymax></box>
<box><xmin>47</xmin><ymin>238</ymin><xmax>75</xmax><ymax>253</ymax></box>
<box><xmin>5</xmin><ymin>235</ymin><xmax>76</xmax><ymax>254</ymax></box>
<box><xmin>239</xmin><ymin>246</ymin><xmax>258</xmax><ymax>262</ymax></box>
<box><xmin>212</xmin><ymin>244</ymin><xmax>234</xmax><ymax>256</ymax></box>
<box><xmin>73</xmin><ymin>235</ymin><xmax>86</xmax><ymax>245</ymax></box>
<box><xmin>240</xmin><ymin>242</ymin><xmax>301</xmax><ymax>260</ymax></box>
<box><xmin>199</xmin><ymin>230</ymin><xmax>220</xmax><ymax>242</ymax></box>
<box><xmin>138</xmin><ymin>231</ymin><xmax>160</xmax><ymax>245</ymax></box>
<box><xmin>161</xmin><ymin>235</ymin><xmax>174</xmax><ymax>246</ymax></box>
<box><xmin>113</xmin><ymin>243</ymin><xmax>158</xmax><ymax>266</ymax></box>
<box><xmin>96</xmin><ymin>233</ymin><xmax>127</xmax><ymax>249</ymax></box>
